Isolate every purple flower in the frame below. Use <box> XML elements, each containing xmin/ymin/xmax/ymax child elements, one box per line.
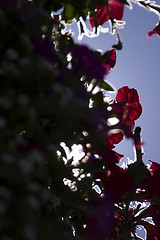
<box><xmin>0</xmin><ymin>0</ymin><xmax>17</xmax><ymax>9</ymax></box>
<box><xmin>86</xmin><ymin>191</ymin><xmax>115</xmax><ymax>240</ymax></box>
<box><xmin>33</xmin><ymin>35</ymin><xmax>56</xmax><ymax>64</ymax></box>
<box><xmin>69</xmin><ymin>45</ymin><xmax>105</xmax><ymax>81</ymax></box>
<box><xmin>21</xmin><ymin>6</ymin><xmax>38</xmax><ymax>22</ymax></box>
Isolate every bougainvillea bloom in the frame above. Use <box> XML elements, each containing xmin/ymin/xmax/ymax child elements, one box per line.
<box><xmin>116</xmin><ymin>86</ymin><xmax>142</xmax><ymax>122</ymax></box>
<box><xmin>87</xmin><ymin>192</ymin><xmax>115</xmax><ymax>240</ymax></box>
<box><xmin>148</xmin><ymin>20</ymin><xmax>160</xmax><ymax>38</ymax></box>
<box><xmin>103</xmin><ymin>49</ymin><xmax>116</xmax><ymax>75</ymax></box>
<box><xmin>89</xmin><ymin>0</ymin><xmax>124</xmax><ymax>28</ymax></box>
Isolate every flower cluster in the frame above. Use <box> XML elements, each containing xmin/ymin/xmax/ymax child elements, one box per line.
<box><xmin>79</xmin><ymin>83</ymin><xmax>145</xmax><ymax>239</ymax></box>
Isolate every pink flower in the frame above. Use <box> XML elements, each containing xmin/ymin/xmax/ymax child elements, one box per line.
<box><xmin>148</xmin><ymin>20</ymin><xmax>160</xmax><ymax>38</ymax></box>
<box><xmin>89</xmin><ymin>0</ymin><xmax>124</xmax><ymax>28</ymax></box>
<box><xmin>103</xmin><ymin>49</ymin><xmax>116</xmax><ymax>75</ymax></box>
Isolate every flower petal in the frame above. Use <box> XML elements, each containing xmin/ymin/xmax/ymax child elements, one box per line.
<box><xmin>103</xmin><ymin>49</ymin><xmax>116</xmax><ymax>75</ymax></box>
<box><xmin>108</xmin><ymin>0</ymin><xmax>124</xmax><ymax>21</ymax></box>
<box><xmin>116</xmin><ymin>86</ymin><xmax>130</xmax><ymax>102</ymax></box>
<box><xmin>97</xmin><ymin>166</ymin><xmax>135</xmax><ymax>202</ymax></box>
<box><xmin>150</xmin><ymin>160</ymin><xmax>160</xmax><ymax>174</ymax></box>
<box><xmin>89</xmin><ymin>0</ymin><xmax>124</xmax><ymax>28</ymax></box>
<box><xmin>148</xmin><ymin>21</ymin><xmax>160</xmax><ymax>38</ymax></box>
<box><xmin>145</xmin><ymin>161</ymin><xmax>160</xmax><ymax>199</ymax></box>
<box><xmin>126</xmin><ymin>102</ymin><xmax>142</xmax><ymax>121</ymax></box>
<box><xmin>106</xmin><ymin>131</ymin><xmax>124</xmax><ymax>149</ymax></box>
<box><xmin>89</xmin><ymin>5</ymin><xmax>109</xmax><ymax>28</ymax></box>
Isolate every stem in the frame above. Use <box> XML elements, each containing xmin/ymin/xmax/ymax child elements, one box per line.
<box><xmin>134</xmin><ymin>0</ymin><xmax>160</xmax><ymax>14</ymax></box>
<box><xmin>133</xmin><ymin>127</ymin><xmax>143</xmax><ymax>162</ymax></box>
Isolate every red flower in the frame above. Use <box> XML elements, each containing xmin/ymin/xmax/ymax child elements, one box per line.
<box><xmin>139</xmin><ymin>203</ymin><xmax>160</xmax><ymax>226</ymax></box>
<box><xmin>89</xmin><ymin>0</ymin><xmax>124</xmax><ymax>28</ymax></box>
<box><xmin>148</xmin><ymin>20</ymin><xmax>160</xmax><ymax>38</ymax></box>
<box><xmin>116</xmin><ymin>86</ymin><xmax>142</xmax><ymax>127</ymax></box>
<box><xmin>103</xmin><ymin>49</ymin><xmax>116</xmax><ymax>75</ymax></box>
<box><xmin>145</xmin><ymin>161</ymin><xmax>160</xmax><ymax>199</ymax></box>
<box><xmin>106</xmin><ymin>130</ymin><xmax>124</xmax><ymax>149</ymax></box>
<box><xmin>52</xmin><ymin>14</ymin><xmax>60</xmax><ymax>20</ymax></box>
<box><xmin>151</xmin><ymin>204</ymin><xmax>160</xmax><ymax>226</ymax></box>
<box><xmin>150</xmin><ymin>160</ymin><xmax>160</xmax><ymax>174</ymax></box>
<box><xmin>96</xmin><ymin>166</ymin><xmax>135</xmax><ymax>202</ymax></box>
<box><xmin>108</xmin><ymin>102</ymin><xmax>134</xmax><ymax>138</ymax></box>
<box><xmin>102</xmin><ymin>148</ymin><xmax>124</xmax><ymax>170</ymax></box>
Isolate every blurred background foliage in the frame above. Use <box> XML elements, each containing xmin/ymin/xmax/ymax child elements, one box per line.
<box><xmin>0</xmin><ymin>0</ymin><xmax>113</xmax><ymax>239</ymax></box>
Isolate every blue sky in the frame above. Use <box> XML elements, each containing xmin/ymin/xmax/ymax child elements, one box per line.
<box><xmin>68</xmin><ymin>2</ymin><xmax>160</xmax><ymax>167</ymax></box>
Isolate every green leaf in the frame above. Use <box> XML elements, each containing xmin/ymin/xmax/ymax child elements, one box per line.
<box><xmin>67</xmin><ymin>19</ymin><xmax>73</xmax><ymax>24</ymax></box>
<box><xmin>92</xmin><ymin>91</ymin><xmax>104</xmax><ymax>107</ymax></box>
<box><xmin>127</xmin><ymin>161</ymin><xmax>150</xmax><ymax>187</ymax></box>
<box><xmin>150</xmin><ymin>198</ymin><xmax>160</xmax><ymax>205</ymax></box>
<box><xmin>99</xmin><ymin>81</ymin><xmax>115</xmax><ymax>91</ymax></box>
<box><xmin>64</xmin><ymin>4</ymin><xmax>74</xmax><ymax>21</ymax></box>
